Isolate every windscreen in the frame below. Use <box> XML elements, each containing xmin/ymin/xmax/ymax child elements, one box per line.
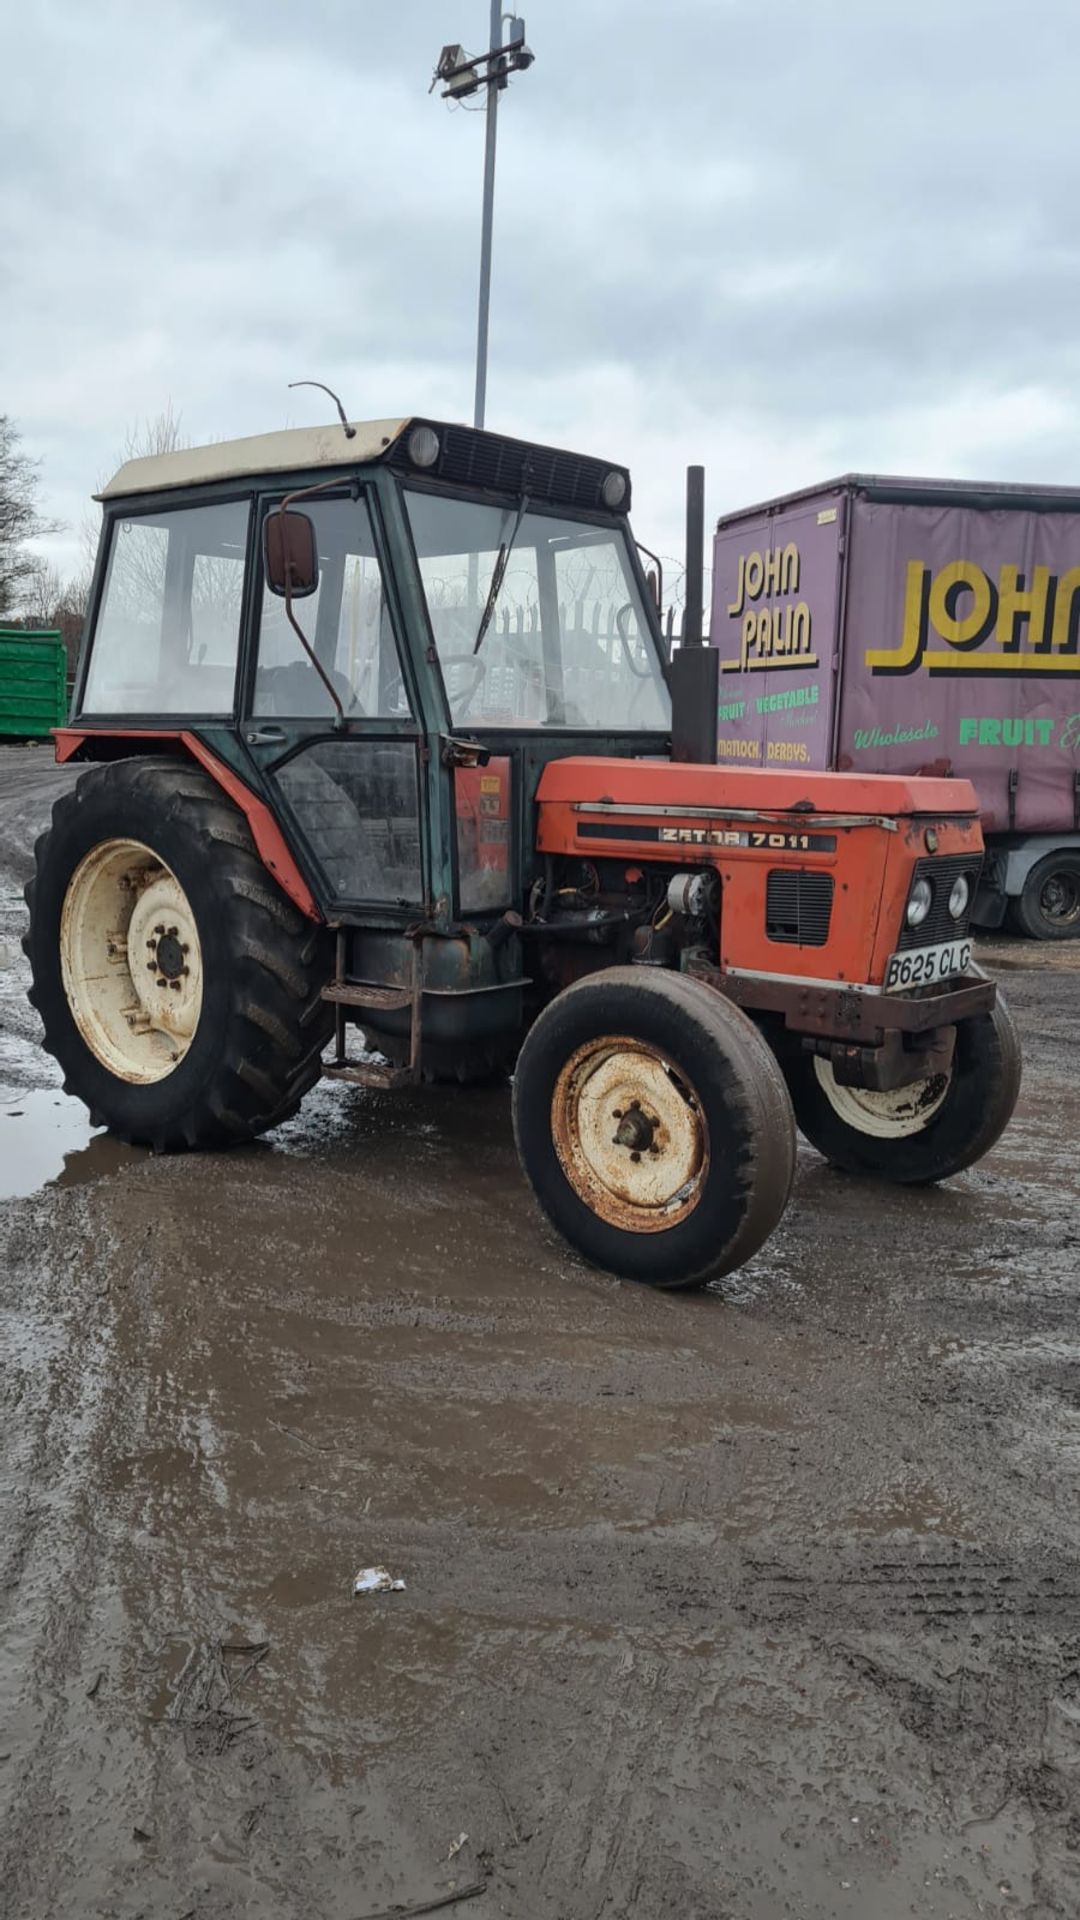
<box><xmin>405</xmin><ymin>491</ymin><xmax>670</xmax><ymax>730</ymax></box>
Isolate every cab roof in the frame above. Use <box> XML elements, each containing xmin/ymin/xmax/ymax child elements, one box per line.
<box><xmin>95</xmin><ymin>417</ymin><xmax>634</xmax><ymax>517</ymax></box>
<box><xmin>97</xmin><ymin>418</ymin><xmax>410</xmax><ymax>501</ymax></box>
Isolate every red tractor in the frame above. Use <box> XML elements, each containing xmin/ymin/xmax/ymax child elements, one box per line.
<box><xmin>25</xmin><ymin>419</ymin><xmax>1019</xmax><ymax>1287</ymax></box>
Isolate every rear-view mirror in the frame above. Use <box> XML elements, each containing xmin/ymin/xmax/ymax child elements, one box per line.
<box><xmin>264</xmin><ymin>509</ymin><xmax>319</xmax><ymax>598</ymax></box>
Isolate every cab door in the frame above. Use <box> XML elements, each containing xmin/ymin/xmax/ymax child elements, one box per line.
<box><xmin>241</xmin><ymin>489</ymin><xmax>429</xmax><ymax>915</ymax></box>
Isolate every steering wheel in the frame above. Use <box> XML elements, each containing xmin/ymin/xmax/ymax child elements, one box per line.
<box><xmin>438</xmin><ymin>652</ymin><xmax>488</xmax><ymax>720</ymax></box>
<box><xmin>615</xmin><ymin>603</ymin><xmax>654</xmax><ymax>679</ymax></box>
<box><xmin>614</xmin><ymin>603</ymin><xmax>664</xmax><ymax>723</ymax></box>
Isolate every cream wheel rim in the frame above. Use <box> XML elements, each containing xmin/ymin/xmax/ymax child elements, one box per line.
<box><xmin>60</xmin><ymin>837</ymin><xmax>204</xmax><ymax>1084</ymax></box>
<box><xmin>812</xmin><ymin>1055</ymin><xmax>950</xmax><ymax>1139</ymax></box>
<box><xmin>550</xmin><ymin>1035</ymin><xmax>708</xmax><ymax>1233</ymax></box>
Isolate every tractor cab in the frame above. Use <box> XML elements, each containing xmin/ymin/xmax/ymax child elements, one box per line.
<box><xmin>70</xmin><ymin>417</ymin><xmax>671</xmax><ymax>929</ymax></box>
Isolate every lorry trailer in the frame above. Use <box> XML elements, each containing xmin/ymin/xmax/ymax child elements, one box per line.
<box><xmin>710</xmin><ymin>474</ymin><xmax>1080</xmax><ymax>936</ymax></box>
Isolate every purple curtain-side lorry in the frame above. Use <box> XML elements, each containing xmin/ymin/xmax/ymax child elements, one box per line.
<box><xmin>709</xmin><ymin>474</ymin><xmax>1080</xmax><ymax>938</ymax></box>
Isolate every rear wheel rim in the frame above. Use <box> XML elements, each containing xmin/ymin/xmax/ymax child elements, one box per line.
<box><xmin>812</xmin><ymin>1055</ymin><xmax>950</xmax><ymax>1139</ymax></box>
<box><xmin>1039</xmin><ymin>870</ymin><xmax>1080</xmax><ymax>927</ymax></box>
<box><xmin>60</xmin><ymin>837</ymin><xmax>204</xmax><ymax>1084</ymax></box>
<box><xmin>550</xmin><ymin>1035</ymin><xmax>709</xmax><ymax>1232</ymax></box>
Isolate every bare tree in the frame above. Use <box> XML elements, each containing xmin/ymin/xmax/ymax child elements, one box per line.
<box><xmin>0</xmin><ymin>416</ymin><xmax>58</xmax><ymax>616</ymax></box>
<box><xmin>14</xmin><ymin>561</ymin><xmax>85</xmax><ymax>676</ymax></box>
<box><xmin>63</xmin><ymin>404</ymin><xmax>192</xmax><ymax>624</ymax></box>
<box><xmin>120</xmin><ymin>401</ymin><xmax>187</xmax><ymax>464</ymax></box>
<box><xmin>21</xmin><ymin>560</ymin><xmax>66</xmax><ymax>627</ymax></box>
<box><xmin>0</xmin><ymin>404</ymin><xmax>190</xmax><ymax>670</ymax></box>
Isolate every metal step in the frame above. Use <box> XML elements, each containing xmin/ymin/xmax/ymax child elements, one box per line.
<box><xmin>321</xmin><ymin>981</ymin><xmax>414</xmax><ymax>1012</ymax></box>
<box><xmin>322</xmin><ymin>1060</ymin><xmax>415</xmax><ymax>1091</ymax></box>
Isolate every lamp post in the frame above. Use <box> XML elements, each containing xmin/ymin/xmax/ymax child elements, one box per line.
<box><xmin>433</xmin><ymin>12</ymin><xmax>535</xmax><ymax>430</ymax></box>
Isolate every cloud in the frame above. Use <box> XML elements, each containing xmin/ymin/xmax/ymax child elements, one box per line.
<box><xmin>4</xmin><ymin>0</ymin><xmax>1080</xmax><ymax>582</ymax></box>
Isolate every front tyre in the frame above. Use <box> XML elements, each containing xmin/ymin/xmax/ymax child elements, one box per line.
<box><xmin>24</xmin><ymin>756</ymin><xmax>333</xmax><ymax>1149</ymax></box>
<box><xmin>781</xmin><ymin>996</ymin><xmax>1021</xmax><ymax>1184</ymax></box>
<box><xmin>512</xmin><ymin>968</ymin><xmax>796</xmax><ymax>1289</ymax></box>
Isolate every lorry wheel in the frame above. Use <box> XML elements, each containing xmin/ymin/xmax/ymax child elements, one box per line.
<box><xmin>24</xmin><ymin>756</ymin><xmax>333</xmax><ymax>1150</ymax></box>
<box><xmin>512</xmin><ymin>967</ymin><xmax>796</xmax><ymax>1289</ymax></box>
<box><xmin>1011</xmin><ymin>852</ymin><xmax>1080</xmax><ymax>940</ymax></box>
<box><xmin>780</xmin><ymin>996</ymin><xmax>1021</xmax><ymax>1185</ymax></box>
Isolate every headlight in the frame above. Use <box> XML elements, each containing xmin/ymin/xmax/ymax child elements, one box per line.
<box><xmin>601</xmin><ymin>470</ymin><xmax>628</xmax><ymax>509</ymax></box>
<box><xmin>948</xmin><ymin>874</ymin><xmax>970</xmax><ymax>919</ymax></box>
<box><xmin>407</xmin><ymin>424</ymin><xmax>441</xmax><ymax>469</ymax></box>
<box><xmin>906</xmin><ymin>877</ymin><xmax>933</xmax><ymax>927</ymax></box>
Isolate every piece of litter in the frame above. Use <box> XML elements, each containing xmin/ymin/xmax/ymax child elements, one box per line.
<box><xmin>448</xmin><ymin>1832</ymin><xmax>468</xmax><ymax>1859</ymax></box>
<box><xmin>353</xmin><ymin>1566</ymin><xmax>406</xmax><ymax>1595</ymax></box>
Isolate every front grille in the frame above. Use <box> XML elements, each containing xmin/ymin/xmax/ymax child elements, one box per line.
<box><xmin>766</xmin><ymin>869</ymin><xmax>834</xmax><ymax>946</ymax></box>
<box><xmin>390</xmin><ymin>420</ymin><xmax>630</xmax><ymax>514</ymax></box>
<box><xmin>896</xmin><ymin>854</ymin><xmax>981</xmax><ymax>950</ymax></box>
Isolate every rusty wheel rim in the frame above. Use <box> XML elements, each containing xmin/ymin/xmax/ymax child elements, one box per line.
<box><xmin>550</xmin><ymin>1035</ymin><xmax>709</xmax><ymax>1233</ymax></box>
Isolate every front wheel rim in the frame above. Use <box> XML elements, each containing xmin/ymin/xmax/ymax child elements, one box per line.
<box><xmin>550</xmin><ymin>1035</ymin><xmax>709</xmax><ymax>1232</ymax></box>
<box><xmin>812</xmin><ymin>1055</ymin><xmax>950</xmax><ymax>1139</ymax></box>
<box><xmin>60</xmin><ymin>837</ymin><xmax>204</xmax><ymax>1084</ymax></box>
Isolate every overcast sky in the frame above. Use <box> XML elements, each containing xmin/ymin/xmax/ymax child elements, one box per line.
<box><xmin>5</xmin><ymin>0</ymin><xmax>1080</xmax><ymax>586</ymax></box>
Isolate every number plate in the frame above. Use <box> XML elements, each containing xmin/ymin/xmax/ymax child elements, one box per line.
<box><xmin>884</xmin><ymin>939</ymin><xmax>972</xmax><ymax>992</ymax></box>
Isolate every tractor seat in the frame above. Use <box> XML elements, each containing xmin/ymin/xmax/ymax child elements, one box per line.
<box><xmin>255</xmin><ymin>660</ymin><xmax>361</xmax><ymax>717</ymax></box>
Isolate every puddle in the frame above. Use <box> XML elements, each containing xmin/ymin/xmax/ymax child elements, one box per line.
<box><xmin>0</xmin><ymin>1088</ymin><xmax>140</xmax><ymax>1201</ymax></box>
<box><xmin>106</xmin><ymin>1443</ymin><xmax>201</xmax><ymax>1494</ymax></box>
<box><xmin>843</xmin><ymin>1481</ymin><xmax>976</xmax><ymax>1540</ymax></box>
<box><xmin>146</xmin><ymin>1636</ymin><xmax>196</xmax><ymax>1722</ymax></box>
<box><xmin>944</xmin><ymin>1334</ymin><xmax>1080</xmax><ymax>1369</ymax></box>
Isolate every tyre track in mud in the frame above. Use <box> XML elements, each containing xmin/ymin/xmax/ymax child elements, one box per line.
<box><xmin>4</xmin><ymin>749</ymin><xmax>1080</xmax><ymax>1916</ymax></box>
<box><xmin>0</xmin><ymin>1196</ymin><xmax>124</xmax><ymax>1916</ymax></box>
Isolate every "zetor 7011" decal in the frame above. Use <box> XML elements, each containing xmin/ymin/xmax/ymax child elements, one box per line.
<box><xmin>658</xmin><ymin>826</ymin><xmax>837</xmax><ymax>851</ymax></box>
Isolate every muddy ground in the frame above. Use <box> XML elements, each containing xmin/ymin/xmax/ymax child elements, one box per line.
<box><xmin>2</xmin><ymin>744</ymin><xmax>1080</xmax><ymax>1920</ymax></box>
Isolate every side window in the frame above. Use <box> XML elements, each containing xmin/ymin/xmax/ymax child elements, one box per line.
<box><xmin>82</xmin><ymin>500</ymin><xmax>249</xmax><ymax>715</ymax></box>
<box><xmin>254</xmin><ymin>495</ymin><xmax>412</xmax><ymax>719</ymax></box>
<box><xmin>553</xmin><ymin>538</ymin><xmax>668</xmax><ymax>729</ymax></box>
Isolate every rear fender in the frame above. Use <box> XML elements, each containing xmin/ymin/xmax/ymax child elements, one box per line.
<box><xmin>52</xmin><ymin>727</ymin><xmax>321</xmax><ymax>921</ymax></box>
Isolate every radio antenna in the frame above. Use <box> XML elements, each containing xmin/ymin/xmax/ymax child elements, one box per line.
<box><xmin>287</xmin><ymin>381</ymin><xmax>356</xmax><ymax>439</ymax></box>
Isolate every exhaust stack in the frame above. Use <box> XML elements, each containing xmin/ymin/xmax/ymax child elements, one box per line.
<box><xmin>669</xmin><ymin>465</ymin><xmax>719</xmax><ymax>764</ymax></box>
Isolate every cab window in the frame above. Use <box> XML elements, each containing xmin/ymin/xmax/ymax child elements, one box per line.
<box><xmin>254</xmin><ymin>495</ymin><xmax>412</xmax><ymax>719</ymax></box>
<box><xmin>82</xmin><ymin>500</ymin><xmax>249</xmax><ymax>715</ymax></box>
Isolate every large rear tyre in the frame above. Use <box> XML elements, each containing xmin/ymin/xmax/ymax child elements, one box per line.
<box><xmin>780</xmin><ymin>996</ymin><xmax>1021</xmax><ymax>1185</ymax></box>
<box><xmin>512</xmin><ymin>967</ymin><xmax>796</xmax><ymax>1289</ymax></box>
<box><xmin>1011</xmin><ymin>852</ymin><xmax>1080</xmax><ymax>940</ymax></box>
<box><xmin>24</xmin><ymin>756</ymin><xmax>333</xmax><ymax>1149</ymax></box>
